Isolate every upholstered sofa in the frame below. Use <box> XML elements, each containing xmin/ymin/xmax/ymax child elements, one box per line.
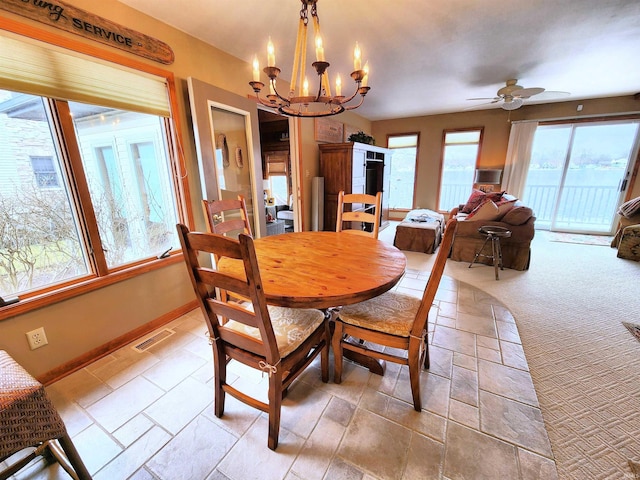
<box><xmin>447</xmin><ymin>190</ymin><xmax>535</xmax><ymax>270</ymax></box>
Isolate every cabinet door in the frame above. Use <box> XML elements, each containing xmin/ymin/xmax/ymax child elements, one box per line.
<box><xmin>381</xmin><ymin>152</ymin><xmax>392</xmax><ymax>225</ymax></box>
<box><xmin>352</xmin><ymin>148</ymin><xmax>366</xmax><ymax>195</ymax></box>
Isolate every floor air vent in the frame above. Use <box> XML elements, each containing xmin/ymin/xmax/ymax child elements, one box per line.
<box><xmin>132</xmin><ymin>329</ymin><xmax>175</xmax><ymax>352</ymax></box>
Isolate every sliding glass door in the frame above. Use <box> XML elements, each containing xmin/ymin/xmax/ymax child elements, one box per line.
<box><xmin>523</xmin><ymin>120</ymin><xmax>639</xmax><ymax>234</ymax></box>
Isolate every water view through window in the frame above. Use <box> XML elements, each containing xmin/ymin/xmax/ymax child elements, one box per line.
<box><xmin>523</xmin><ymin>121</ymin><xmax>639</xmax><ymax>233</ymax></box>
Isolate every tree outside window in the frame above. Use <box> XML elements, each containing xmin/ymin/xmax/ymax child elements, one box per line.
<box><xmin>0</xmin><ymin>89</ymin><xmax>180</xmax><ymax>297</ymax></box>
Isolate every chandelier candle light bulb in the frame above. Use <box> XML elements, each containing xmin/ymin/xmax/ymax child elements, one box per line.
<box><xmin>303</xmin><ymin>77</ymin><xmax>309</xmax><ymax>97</ymax></box>
<box><xmin>252</xmin><ymin>56</ymin><xmax>260</xmax><ymax>82</ymax></box>
<box><xmin>354</xmin><ymin>42</ymin><xmax>361</xmax><ymax>71</ymax></box>
<box><xmin>248</xmin><ymin>0</ymin><xmax>371</xmax><ymax>117</ymax></box>
<box><xmin>267</xmin><ymin>37</ymin><xmax>275</xmax><ymax>67</ymax></box>
<box><xmin>315</xmin><ymin>35</ymin><xmax>324</xmax><ymax>62</ymax></box>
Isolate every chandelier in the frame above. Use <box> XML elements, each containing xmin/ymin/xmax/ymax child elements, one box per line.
<box><xmin>249</xmin><ymin>0</ymin><xmax>370</xmax><ymax>118</ymax></box>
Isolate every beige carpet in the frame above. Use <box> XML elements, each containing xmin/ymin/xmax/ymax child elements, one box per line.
<box><xmin>382</xmin><ymin>225</ymin><xmax>640</xmax><ymax>480</ymax></box>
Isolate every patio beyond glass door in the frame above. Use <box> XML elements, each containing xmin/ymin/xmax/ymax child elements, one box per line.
<box><xmin>523</xmin><ymin>121</ymin><xmax>639</xmax><ymax>234</ymax></box>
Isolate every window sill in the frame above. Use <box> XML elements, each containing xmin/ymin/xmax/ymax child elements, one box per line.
<box><xmin>0</xmin><ymin>253</ymin><xmax>184</xmax><ymax>322</ymax></box>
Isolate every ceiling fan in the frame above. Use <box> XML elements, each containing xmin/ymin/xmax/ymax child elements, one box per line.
<box><xmin>466</xmin><ymin>79</ymin><xmax>570</xmax><ymax>110</ymax></box>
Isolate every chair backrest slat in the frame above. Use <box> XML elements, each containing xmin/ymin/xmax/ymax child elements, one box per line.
<box><xmin>411</xmin><ymin>218</ymin><xmax>457</xmax><ymax>337</ymax></box>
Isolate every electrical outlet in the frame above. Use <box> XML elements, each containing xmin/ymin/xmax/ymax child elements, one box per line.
<box><xmin>26</xmin><ymin>327</ymin><xmax>48</xmax><ymax>350</ymax></box>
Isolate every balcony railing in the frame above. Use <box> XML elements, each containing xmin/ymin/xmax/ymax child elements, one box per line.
<box><xmin>524</xmin><ymin>184</ymin><xmax>619</xmax><ymax>230</ymax></box>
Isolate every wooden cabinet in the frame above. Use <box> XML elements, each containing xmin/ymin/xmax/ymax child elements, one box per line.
<box><xmin>319</xmin><ymin>142</ymin><xmax>392</xmax><ymax>232</ymax></box>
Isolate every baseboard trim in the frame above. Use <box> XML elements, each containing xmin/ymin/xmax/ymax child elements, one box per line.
<box><xmin>38</xmin><ymin>300</ymin><xmax>199</xmax><ymax>385</ymax></box>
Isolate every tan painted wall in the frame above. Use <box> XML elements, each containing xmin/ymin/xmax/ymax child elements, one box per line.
<box><xmin>372</xmin><ymin>96</ymin><xmax>640</xmax><ymax>213</ymax></box>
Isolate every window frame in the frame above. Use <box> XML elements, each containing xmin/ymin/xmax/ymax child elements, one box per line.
<box><xmin>437</xmin><ymin>127</ymin><xmax>484</xmax><ymax>212</ymax></box>
<box><xmin>0</xmin><ymin>18</ymin><xmax>191</xmax><ymax>320</ymax></box>
<box><xmin>386</xmin><ymin>132</ymin><xmax>420</xmax><ymax>213</ymax></box>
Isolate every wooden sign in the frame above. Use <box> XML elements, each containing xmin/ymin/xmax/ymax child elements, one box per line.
<box><xmin>0</xmin><ymin>0</ymin><xmax>175</xmax><ymax>64</ymax></box>
<box><xmin>314</xmin><ymin>117</ymin><xmax>344</xmax><ymax>144</ymax></box>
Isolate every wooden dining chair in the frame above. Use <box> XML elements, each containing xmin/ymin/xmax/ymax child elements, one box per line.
<box><xmin>202</xmin><ymin>196</ymin><xmax>252</xmax><ymax>238</ymax></box>
<box><xmin>332</xmin><ymin>218</ymin><xmax>457</xmax><ymax>411</ymax></box>
<box><xmin>176</xmin><ymin>224</ymin><xmax>330</xmax><ymax>450</ymax></box>
<box><xmin>336</xmin><ymin>191</ymin><xmax>382</xmax><ymax>239</ymax></box>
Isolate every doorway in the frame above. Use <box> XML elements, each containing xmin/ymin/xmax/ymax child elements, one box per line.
<box><xmin>258</xmin><ymin>109</ymin><xmax>295</xmax><ymax>235</ymax></box>
<box><xmin>523</xmin><ymin>120</ymin><xmax>640</xmax><ymax>234</ymax></box>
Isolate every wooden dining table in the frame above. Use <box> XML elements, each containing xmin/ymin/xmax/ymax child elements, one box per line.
<box><xmin>217</xmin><ymin>231</ymin><xmax>407</xmax><ymax>310</ymax></box>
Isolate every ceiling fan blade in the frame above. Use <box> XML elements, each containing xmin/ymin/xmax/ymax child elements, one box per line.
<box><xmin>533</xmin><ymin>90</ymin><xmax>571</xmax><ymax>100</ymax></box>
<box><xmin>512</xmin><ymin>87</ymin><xmax>545</xmax><ymax>98</ymax></box>
<box><xmin>463</xmin><ymin>100</ymin><xmax>501</xmax><ymax>110</ymax></box>
<box><xmin>466</xmin><ymin>96</ymin><xmax>500</xmax><ymax>101</ymax></box>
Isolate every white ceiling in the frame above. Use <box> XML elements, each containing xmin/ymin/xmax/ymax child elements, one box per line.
<box><xmin>118</xmin><ymin>0</ymin><xmax>640</xmax><ymax>121</ymax></box>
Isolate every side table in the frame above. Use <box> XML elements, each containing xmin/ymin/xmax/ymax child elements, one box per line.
<box><xmin>469</xmin><ymin>225</ymin><xmax>512</xmax><ymax>280</ymax></box>
<box><xmin>0</xmin><ymin>350</ymin><xmax>92</xmax><ymax>479</ymax></box>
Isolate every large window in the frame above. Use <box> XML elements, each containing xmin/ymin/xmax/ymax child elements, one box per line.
<box><xmin>522</xmin><ymin>120</ymin><xmax>639</xmax><ymax>233</ymax></box>
<box><xmin>438</xmin><ymin>129</ymin><xmax>483</xmax><ymax>211</ymax></box>
<box><xmin>0</xmin><ymin>90</ymin><xmax>181</xmax><ymax>298</ymax></box>
<box><xmin>0</xmin><ymin>30</ymin><xmax>185</xmax><ymax>307</ymax></box>
<box><xmin>387</xmin><ymin>134</ymin><xmax>418</xmax><ymax>210</ymax></box>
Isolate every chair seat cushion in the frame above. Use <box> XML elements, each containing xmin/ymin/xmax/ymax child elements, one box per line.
<box><xmin>225</xmin><ymin>306</ymin><xmax>325</xmax><ymax>357</ymax></box>
<box><xmin>338</xmin><ymin>291</ymin><xmax>421</xmax><ymax>336</ymax></box>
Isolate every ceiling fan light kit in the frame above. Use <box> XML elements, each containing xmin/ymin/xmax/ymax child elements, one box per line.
<box><xmin>501</xmin><ymin>97</ymin><xmax>524</xmax><ymax>110</ymax></box>
<box><xmin>249</xmin><ymin>0</ymin><xmax>370</xmax><ymax>118</ymax></box>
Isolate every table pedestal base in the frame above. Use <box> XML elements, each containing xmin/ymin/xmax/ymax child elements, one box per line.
<box><xmin>344</xmin><ymin>341</ymin><xmax>386</xmax><ymax>376</ymax></box>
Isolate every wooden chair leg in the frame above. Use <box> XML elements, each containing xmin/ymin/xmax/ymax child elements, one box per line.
<box><xmin>423</xmin><ymin>336</ymin><xmax>430</xmax><ymax>369</ymax></box>
<box><xmin>212</xmin><ymin>347</ymin><xmax>226</xmax><ymax>418</ymax></box>
<box><xmin>332</xmin><ymin>322</ymin><xmax>345</xmax><ymax>384</ymax></box>
<box><xmin>321</xmin><ymin>324</ymin><xmax>330</xmax><ymax>383</ymax></box>
<box><xmin>267</xmin><ymin>373</ymin><xmax>283</xmax><ymax>451</ymax></box>
<box><xmin>408</xmin><ymin>339</ymin><xmax>422</xmax><ymax>411</ymax></box>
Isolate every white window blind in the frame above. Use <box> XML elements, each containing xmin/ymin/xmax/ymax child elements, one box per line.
<box><xmin>0</xmin><ymin>32</ymin><xmax>170</xmax><ymax>117</ymax></box>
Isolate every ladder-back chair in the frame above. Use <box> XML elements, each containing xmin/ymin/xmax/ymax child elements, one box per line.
<box><xmin>202</xmin><ymin>196</ymin><xmax>252</xmax><ymax>238</ymax></box>
<box><xmin>332</xmin><ymin>218</ymin><xmax>457</xmax><ymax>411</ymax></box>
<box><xmin>336</xmin><ymin>191</ymin><xmax>382</xmax><ymax>239</ymax></box>
<box><xmin>176</xmin><ymin>224</ymin><xmax>330</xmax><ymax>450</ymax></box>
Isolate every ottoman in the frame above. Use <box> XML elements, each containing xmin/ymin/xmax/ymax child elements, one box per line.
<box><xmin>393</xmin><ymin>209</ymin><xmax>444</xmax><ymax>254</ymax></box>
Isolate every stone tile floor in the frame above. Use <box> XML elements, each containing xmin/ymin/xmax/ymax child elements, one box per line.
<box><xmin>3</xmin><ymin>270</ymin><xmax>558</xmax><ymax>480</ymax></box>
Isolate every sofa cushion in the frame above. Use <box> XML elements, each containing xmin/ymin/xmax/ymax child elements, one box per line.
<box><xmin>466</xmin><ymin>200</ymin><xmax>501</xmax><ymax>221</ymax></box>
<box><xmin>502</xmin><ymin>206</ymin><xmax>534</xmax><ymax>225</ymax></box>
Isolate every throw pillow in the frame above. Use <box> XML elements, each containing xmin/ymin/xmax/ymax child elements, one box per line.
<box><xmin>487</xmin><ymin>191</ymin><xmax>505</xmax><ymax>202</ymax></box>
<box><xmin>502</xmin><ymin>206</ymin><xmax>534</xmax><ymax>225</ymax></box>
<box><xmin>461</xmin><ymin>189</ymin><xmax>486</xmax><ymax>213</ymax></box>
<box><xmin>495</xmin><ymin>199</ymin><xmax>517</xmax><ymax>220</ymax></box>
<box><xmin>466</xmin><ymin>200</ymin><xmax>501</xmax><ymax>221</ymax></box>
<box><xmin>617</xmin><ymin>196</ymin><xmax>640</xmax><ymax>218</ymax></box>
